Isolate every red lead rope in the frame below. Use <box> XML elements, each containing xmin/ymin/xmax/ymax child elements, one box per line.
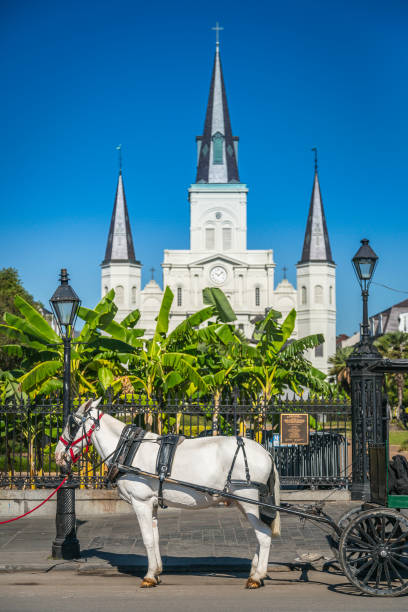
<box><xmin>0</xmin><ymin>478</ymin><xmax>67</xmax><ymax>525</ymax></box>
<box><xmin>0</xmin><ymin>413</ymin><xmax>104</xmax><ymax>525</ymax></box>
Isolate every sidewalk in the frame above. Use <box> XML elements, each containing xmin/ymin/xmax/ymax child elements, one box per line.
<box><xmin>0</xmin><ymin>502</ymin><xmax>360</xmax><ymax>574</ymax></box>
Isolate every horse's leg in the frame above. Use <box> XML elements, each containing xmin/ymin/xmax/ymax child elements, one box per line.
<box><xmin>236</xmin><ymin>502</ymin><xmax>259</xmax><ymax>576</ymax></box>
<box><xmin>152</xmin><ymin>503</ymin><xmax>162</xmax><ymax>580</ymax></box>
<box><xmin>131</xmin><ymin>497</ymin><xmax>159</xmax><ymax>587</ymax></box>
<box><xmin>250</xmin><ymin>543</ymin><xmax>259</xmax><ymax>578</ymax></box>
<box><xmin>235</xmin><ymin>491</ymin><xmax>271</xmax><ymax>589</ymax></box>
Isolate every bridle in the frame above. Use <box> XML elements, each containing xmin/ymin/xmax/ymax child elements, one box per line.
<box><xmin>59</xmin><ymin>406</ymin><xmax>104</xmax><ymax>465</ymax></box>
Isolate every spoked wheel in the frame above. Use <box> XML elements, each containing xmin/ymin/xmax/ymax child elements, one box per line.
<box><xmin>339</xmin><ymin>508</ymin><xmax>408</xmax><ymax>596</ymax></box>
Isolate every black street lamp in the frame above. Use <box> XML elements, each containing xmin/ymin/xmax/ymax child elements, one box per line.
<box><xmin>347</xmin><ymin>240</ymin><xmax>385</xmax><ymax>500</ymax></box>
<box><xmin>351</xmin><ymin>238</ymin><xmax>379</xmax><ymax>342</ymax></box>
<box><xmin>49</xmin><ymin>268</ymin><xmax>81</xmax><ymax>559</ymax></box>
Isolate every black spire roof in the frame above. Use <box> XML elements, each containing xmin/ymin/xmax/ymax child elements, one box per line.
<box><xmin>300</xmin><ymin>168</ymin><xmax>334</xmax><ymax>264</ymax></box>
<box><xmin>103</xmin><ymin>171</ymin><xmax>138</xmax><ymax>265</ymax></box>
<box><xmin>196</xmin><ymin>46</ymin><xmax>240</xmax><ymax>184</ymax></box>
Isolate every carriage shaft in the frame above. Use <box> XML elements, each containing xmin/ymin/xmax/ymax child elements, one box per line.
<box><xmin>116</xmin><ymin>463</ymin><xmax>341</xmax><ymax>536</ymax></box>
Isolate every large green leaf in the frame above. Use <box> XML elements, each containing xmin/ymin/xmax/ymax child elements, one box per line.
<box><xmin>3</xmin><ymin>313</ymin><xmax>52</xmax><ymax>344</ymax></box>
<box><xmin>19</xmin><ymin>360</ymin><xmax>62</xmax><ymax>392</ymax></box>
<box><xmin>215</xmin><ymin>324</ymin><xmax>235</xmax><ymax>345</ymax></box>
<box><xmin>98</xmin><ymin>366</ymin><xmax>114</xmax><ymax>390</ymax></box>
<box><xmin>15</xmin><ymin>296</ymin><xmax>60</xmax><ymax>342</ymax></box>
<box><xmin>1</xmin><ymin>344</ymin><xmax>23</xmax><ymax>358</ymax></box>
<box><xmin>104</xmin><ymin>320</ymin><xmax>144</xmax><ymax>347</ymax></box>
<box><xmin>155</xmin><ymin>286</ymin><xmax>174</xmax><ymax>337</ymax></box>
<box><xmin>169</xmin><ymin>306</ymin><xmax>214</xmax><ymax>341</ymax></box>
<box><xmin>280</xmin><ymin>334</ymin><xmax>324</xmax><ymax>358</ymax></box>
<box><xmin>121</xmin><ymin>309</ymin><xmax>141</xmax><ymax>328</ymax></box>
<box><xmin>202</xmin><ymin>287</ymin><xmax>236</xmax><ymax>322</ymax></box>
<box><xmin>280</xmin><ymin>309</ymin><xmax>297</xmax><ymax>343</ymax></box>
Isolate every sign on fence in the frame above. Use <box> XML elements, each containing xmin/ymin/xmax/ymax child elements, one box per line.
<box><xmin>280</xmin><ymin>413</ymin><xmax>309</xmax><ymax>445</ymax></box>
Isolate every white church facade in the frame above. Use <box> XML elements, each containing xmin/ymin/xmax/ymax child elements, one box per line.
<box><xmin>101</xmin><ymin>42</ymin><xmax>336</xmax><ymax>374</ymax></box>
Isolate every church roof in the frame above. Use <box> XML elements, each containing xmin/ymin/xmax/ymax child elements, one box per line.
<box><xmin>195</xmin><ymin>43</ymin><xmax>240</xmax><ymax>184</ymax></box>
<box><xmin>299</xmin><ymin>166</ymin><xmax>334</xmax><ymax>264</ymax></box>
<box><xmin>103</xmin><ymin>171</ymin><xmax>138</xmax><ymax>265</ymax></box>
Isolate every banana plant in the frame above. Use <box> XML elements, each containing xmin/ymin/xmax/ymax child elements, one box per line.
<box><xmin>0</xmin><ymin>291</ymin><xmax>142</xmax><ymax>397</ymax></box>
<box><xmin>242</xmin><ymin>308</ymin><xmax>329</xmax><ymax>403</ymax></box>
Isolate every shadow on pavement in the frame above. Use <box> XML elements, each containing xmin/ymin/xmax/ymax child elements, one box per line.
<box><xmin>80</xmin><ymin>547</ymin><xmax>252</xmax><ymax>576</ymax></box>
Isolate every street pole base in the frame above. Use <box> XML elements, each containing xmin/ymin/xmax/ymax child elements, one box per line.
<box><xmin>351</xmin><ymin>482</ymin><xmax>371</xmax><ymax>501</ymax></box>
<box><xmin>52</xmin><ymin>537</ymin><xmax>80</xmax><ymax>560</ymax></box>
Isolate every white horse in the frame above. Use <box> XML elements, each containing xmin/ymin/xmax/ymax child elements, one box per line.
<box><xmin>55</xmin><ymin>398</ymin><xmax>280</xmax><ymax>589</ymax></box>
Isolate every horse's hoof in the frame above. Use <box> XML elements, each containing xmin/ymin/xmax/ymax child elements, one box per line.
<box><xmin>140</xmin><ymin>578</ymin><xmax>157</xmax><ymax>588</ymax></box>
<box><xmin>246</xmin><ymin>578</ymin><xmax>262</xmax><ymax>589</ymax></box>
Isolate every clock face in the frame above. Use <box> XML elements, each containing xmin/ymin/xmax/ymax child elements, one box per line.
<box><xmin>210</xmin><ymin>266</ymin><xmax>227</xmax><ymax>285</ymax></box>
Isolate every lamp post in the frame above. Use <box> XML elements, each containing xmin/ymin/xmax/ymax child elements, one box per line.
<box><xmin>50</xmin><ymin>268</ymin><xmax>81</xmax><ymax>559</ymax></box>
<box><xmin>348</xmin><ymin>240</ymin><xmax>385</xmax><ymax>500</ymax></box>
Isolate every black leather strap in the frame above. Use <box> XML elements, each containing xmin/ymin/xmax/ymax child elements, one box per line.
<box><xmin>224</xmin><ymin>437</ymin><xmax>251</xmax><ymax>493</ymax></box>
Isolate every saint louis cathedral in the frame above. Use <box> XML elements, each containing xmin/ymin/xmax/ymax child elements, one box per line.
<box><xmin>100</xmin><ymin>40</ymin><xmax>336</xmax><ymax>373</ymax></box>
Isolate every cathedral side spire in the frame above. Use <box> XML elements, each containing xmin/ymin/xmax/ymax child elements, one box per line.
<box><xmin>195</xmin><ymin>31</ymin><xmax>240</xmax><ymax>184</ymax></box>
<box><xmin>103</xmin><ymin>169</ymin><xmax>137</xmax><ymax>264</ymax></box>
<box><xmin>299</xmin><ymin>154</ymin><xmax>333</xmax><ymax>264</ymax></box>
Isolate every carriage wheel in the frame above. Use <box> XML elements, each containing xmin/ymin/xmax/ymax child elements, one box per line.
<box><xmin>339</xmin><ymin>508</ymin><xmax>408</xmax><ymax>596</ymax></box>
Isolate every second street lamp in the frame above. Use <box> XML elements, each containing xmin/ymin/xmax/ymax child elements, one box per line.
<box><xmin>351</xmin><ymin>238</ymin><xmax>379</xmax><ymax>342</ymax></box>
<box><xmin>348</xmin><ymin>239</ymin><xmax>385</xmax><ymax>500</ymax></box>
<box><xmin>49</xmin><ymin>268</ymin><xmax>81</xmax><ymax>559</ymax></box>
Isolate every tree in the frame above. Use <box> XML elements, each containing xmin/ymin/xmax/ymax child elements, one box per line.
<box><xmin>375</xmin><ymin>332</ymin><xmax>408</xmax><ymax>419</ymax></box>
<box><xmin>328</xmin><ymin>346</ymin><xmax>354</xmax><ymax>396</ymax></box>
<box><xmin>0</xmin><ymin>290</ymin><xmax>142</xmax><ymax>398</ymax></box>
<box><xmin>0</xmin><ymin>268</ymin><xmax>42</xmax><ymax>370</ymax></box>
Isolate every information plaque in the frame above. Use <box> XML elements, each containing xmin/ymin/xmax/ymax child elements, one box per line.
<box><xmin>280</xmin><ymin>413</ymin><xmax>309</xmax><ymax>445</ymax></box>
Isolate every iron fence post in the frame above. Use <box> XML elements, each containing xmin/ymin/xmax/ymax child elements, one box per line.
<box><xmin>348</xmin><ymin>335</ymin><xmax>385</xmax><ymax>501</ymax></box>
<box><xmin>52</xmin><ymin>337</ymin><xmax>80</xmax><ymax>560</ymax></box>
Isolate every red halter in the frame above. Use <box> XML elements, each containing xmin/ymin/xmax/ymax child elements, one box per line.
<box><xmin>59</xmin><ymin>413</ymin><xmax>104</xmax><ymax>464</ymax></box>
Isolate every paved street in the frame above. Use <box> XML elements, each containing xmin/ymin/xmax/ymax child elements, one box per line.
<box><xmin>0</xmin><ymin>503</ymin><xmax>357</xmax><ymax>572</ymax></box>
<box><xmin>2</xmin><ymin>502</ymin><xmax>408</xmax><ymax>610</ymax></box>
<box><xmin>0</xmin><ymin>570</ymin><xmax>407</xmax><ymax>612</ymax></box>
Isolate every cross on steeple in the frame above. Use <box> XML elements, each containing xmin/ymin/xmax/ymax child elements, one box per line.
<box><xmin>311</xmin><ymin>147</ymin><xmax>318</xmax><ymax>172</ymax></box>
<box><xmin>212</xmin><ymin>22</ymin><xmax>224</xmax><ymax>47</ymax></box>
<box><xmin>282</xmin><ymin>266</ymin><xmax>288</xmax><ymax>280</ymax></box>
<box><xmin>150</xmin><ymin>267</ymin><xmax>155</xmax><ymax>281</ymax></box>
<box><xmin>116</xmin><ymin>144</ymin><xmax>122</xmax><ymax>172</ymax></box>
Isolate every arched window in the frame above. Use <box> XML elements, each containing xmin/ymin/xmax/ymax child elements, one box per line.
<box><xmin>329</xmin><ymin>286</ymin><xmax>333</xmax><ymax>305</ymax></box>
<box><xmin>301</xmin><ymin>286</ymin><xmax>307</xmax><ymax>305</ymax></box>
<box><xmin>104</xmin><ymin>286</ymin><xmax>108</xmax><ymax>295</ymax></box>
<box><xmin>115</xmin><ymin>285</ymin><xmax>124</xmax><ymax>305</ymax></box>
<box><xmin>255</xmin><ymin>286</ymin><xmax>260</xmax><ymax>307</ymax></box>
<box><xmin>315</xmin><ymin>285</ymin><xmax>323</xmax><ymax>304</ymax></box>
<box><xmin>213</xmin><ymin>132</ymin><xmax>224</xmax><ymax>164</ymax></box>
<box><xmin>131</xmin><ymin>286</ymin><xmax>137</xmax><ymax>304</ymax></box>
<box><xmin>177</xmin><ymin>287</ymin><xmax>182</xmax><ymax>307</ymax></box>
<box><xmin>205</xmin><ymin>227</ymin><xmax>215</xmax><ymax>250</ymax></box>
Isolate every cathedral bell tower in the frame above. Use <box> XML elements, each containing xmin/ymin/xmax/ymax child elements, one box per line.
<box><xmin>101</xmin><ymin>166</ymin><xmax>141</xmax><ymax>320</ymax></box>
<box><xmin>189</xmin><ymin>34</ymin><xmax>248</xmax><ymax>254</ymax></box>
<box><xmin>296</xmin><ymin>151</ymin><xmax>336</xmax><ymax>373</ymax></box>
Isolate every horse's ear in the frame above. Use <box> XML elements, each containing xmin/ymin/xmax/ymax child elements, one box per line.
<box><xmin>77</xmin><ymin>398</ymin><xmax>93</xmax><ymax>415</ymax></box>
<box><xmin>91</xmin><ymin>397</ymin><xmax>103</xmax><ymax>410</ymax></box>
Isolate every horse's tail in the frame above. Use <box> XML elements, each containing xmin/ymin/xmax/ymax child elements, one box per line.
<box><xmin>260</xmin><ymin>460</ymin><xmax>281</xmax><ymax>537</ymax></box>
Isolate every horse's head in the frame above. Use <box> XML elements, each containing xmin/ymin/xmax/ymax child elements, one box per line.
<box><xmin>55</xmin><ymin>397</ymin><xmax>102</xmax><ymax>471</ymax></box>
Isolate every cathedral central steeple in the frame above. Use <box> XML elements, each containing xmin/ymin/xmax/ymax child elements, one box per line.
<box><xmin>195</xmin><ymin>40</ymin><xmax>240</xmax><ymax>184</ymax></box>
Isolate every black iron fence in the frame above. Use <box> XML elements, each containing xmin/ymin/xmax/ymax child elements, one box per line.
<box><xmin>0</xmin><ymin>393</ymin><xmax>351</xmax><ymax>489</ymax></box>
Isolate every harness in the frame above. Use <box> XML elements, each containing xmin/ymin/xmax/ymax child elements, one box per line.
<box><xmin>59</xmin><ymin>411</ymin><xmax>104</xmax><ymax>464</ymax></box>
<box><xmin>106</xmin><ymin>426</ymin><xmax>184</xmax><ymax>508</ymax></box>
<box><xmin>60</xmin><ymin>413</ymin><xmax>274</xmax><ymax>516</ymax></box>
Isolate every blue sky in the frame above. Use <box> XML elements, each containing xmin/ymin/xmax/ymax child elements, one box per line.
<box><xmin>1</xmin><ymin>0</ymin><xmax>407</xmax><ymax>336</ymax></box>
